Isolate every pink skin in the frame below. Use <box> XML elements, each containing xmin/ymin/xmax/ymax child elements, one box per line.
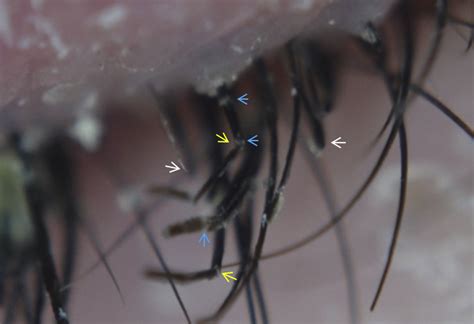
<box><xmin>0</xmin><ymin>0</ymin><xmax>395</xmax><ymax>128</ymax></box>
<box><xmin>1</xmin><ymin>1</ymin><xmax>473</xmax><ymax>323</ymax></box>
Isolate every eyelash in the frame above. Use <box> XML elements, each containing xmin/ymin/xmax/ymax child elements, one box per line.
<box><xmin>1</xmin><ymin>1</ymin><xmax>473</xmax><ymax>323</ymax></box>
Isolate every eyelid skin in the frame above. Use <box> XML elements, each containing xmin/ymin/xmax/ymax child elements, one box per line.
<box><xmin>0</xmin><ymin>0</ymin><xmax>396</xmax><ymax>130</ymax></box>
<box><xmin>0</xmin><ymin>1</ymin><xmax>472</xmax><ymax>323</ymax></box>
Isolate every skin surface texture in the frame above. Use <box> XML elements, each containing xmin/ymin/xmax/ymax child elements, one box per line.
<box><xmin>0</xmin><ymin>1</ymin><xmax>472</xmax><ymax>323</ymax></box>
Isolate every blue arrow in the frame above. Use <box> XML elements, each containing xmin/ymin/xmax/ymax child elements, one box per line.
<box><xmin>199</xmin><ymin>233</ymin><xmax>210</xmax><ymax>247</ymax></box>
<box><xmin>237</xmin><ymin>93</ymin><xmax>248</xmax><ymax>105</ymax></box>
<box><xmin>247</xmin><ymin>135</ymin><xmax>259</xmax><ymax>147</ymax></box>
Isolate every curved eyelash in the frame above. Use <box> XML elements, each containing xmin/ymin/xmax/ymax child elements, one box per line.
<box><xmin>137</xmin><ymin>5</ymin><xmax>473</xmax><ymax>324</ymax></box>
<box><xmin>148</xmin><ymin>8</ymin><xmax>470</xmax><ymax>321</ymax></box>
<box><xmin>410</xmin><ymin>85</ymin><xmax>474</xmax><ymax>138</ymax></box>
<box><xmin>3</xmin><ymin>2</ymin><xmax>473</xmax><ymax>323</ymax></box>
<box><xmin>359</xmin><ymin>0</ymin><xmax>414</xmax><ymax>148</ymax></box>
<box><xmin>229</xmin><ymin>3</ymin><xmax>472</xmax><ymax>268</ymax></box>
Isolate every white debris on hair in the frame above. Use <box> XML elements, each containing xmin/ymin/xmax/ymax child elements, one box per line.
<box><xmin>261</xmin><ymin>213</ymin><xmax>268</xmax><ymax>226</ymax></box>
<box><xmin>194</xmin><ymin>76</ymin><xmax>227</xmax><ymax>97</ymax></box>
<box><xmin>68</xmin><ymin>114</ymin><xmax>103</xmax><ymax>152</ymax></box>
<box><xmin>116</xmin><ymin>187</ymin><xmax>140</xmax><ymax>214</ymax></box>
<box><xmin>58</xmin><ymin>308</ymin><xmax>68</xmax><ymax>321</ymax></box>
<box><xmin>306</xmin><ymin>138</ymin><xmax>322</xmax><ymax>158</ymax></box>
<box><xmin>360</xmin><ymin>24</ymin><xmax>378</xmax><ymax>45</ymax></box>
<box><xmin>270</xmin><ymin>191</ymin><xmax>285</xmax><ymax>223</ymax></box>
<box><xmin>96</xmin><ymin>4</ymin><xmax>128</xmax><ymax>30</ymax></box>
<box><xmin>291</xmin><ymin>87</ymin><xmax>298</xmax><ymax>96</ymax></box>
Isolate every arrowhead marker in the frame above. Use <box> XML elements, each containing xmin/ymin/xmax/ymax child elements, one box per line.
<box><xmin>165</xmin><ymin>161</ymin><xmax>181</xmax><ymax>173</ymax></box>
<box><xmin>331</xmin><ymin>137</ymin><xmax>347</xmax><ymax>149</ymax></box>
<box><xmin>221</xmin><ymin>271</ymin><xmax>237</xmax><ymax>283</ymax></box>
<box><xmin>247</xmin><ymin>135</ymin><xmax>259</xmax><ymax>147</ymax></box>
<box><xmin>237</xmin><ymin>93</ymin><xmax>248</xmax><ymax>105</ymax></box>
<box><xmin>216</xmin><ymin>132</ymin><xmax>230</xmax><ymax>144</ymax></box>
<box><xmin>198</xmin><ymin>233</ymin><xmax>210</xmax><ymax>247</ymax></box>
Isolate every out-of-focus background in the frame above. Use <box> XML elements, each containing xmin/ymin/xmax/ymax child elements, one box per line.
<box><xmin>0</xmin><ymin>1</ymin><xmax>472</xmax><ymax>323</ymax></box>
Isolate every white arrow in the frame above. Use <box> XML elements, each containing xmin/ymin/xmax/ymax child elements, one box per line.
<box><xmin>331</xmin><ymin>137</ymin><xmax>347</xmax><ymax>149</ymax></box>
<box><xmin>165</xmin><ymin>161</ymin><xmax>181</xmax><ymax>173</ymax></box>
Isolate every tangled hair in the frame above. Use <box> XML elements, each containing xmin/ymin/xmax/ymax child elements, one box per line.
<box><xmin>0</xmin><ymin>0</ymin><xmax>472</xmax><ymax>323</ymax></box>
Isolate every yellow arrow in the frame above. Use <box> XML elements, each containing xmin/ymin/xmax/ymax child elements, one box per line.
<box><xmin>216</xmin><ymin>132</ymin><xmax>230</xmax><ymax>144</ymax></box>
<box><xmin>221</xmin><ymin>271</ymin><xmax>237</xmax><ymax>283</ymax></box>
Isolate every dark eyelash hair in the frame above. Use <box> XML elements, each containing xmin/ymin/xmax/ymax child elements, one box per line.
<box><xmin>1</xmin><ymin>0</ymin><xmax>473</xmax><ymax>323</ymax></box>
<box><xmin>6</xmin><ymin>133</ymin><xmax>74</xmax><ymax>324</ymax></box>
<box><xmin>143</xmin><ymin>1</ymin><xmax>472</xmax><ymax>322</ymax></box>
